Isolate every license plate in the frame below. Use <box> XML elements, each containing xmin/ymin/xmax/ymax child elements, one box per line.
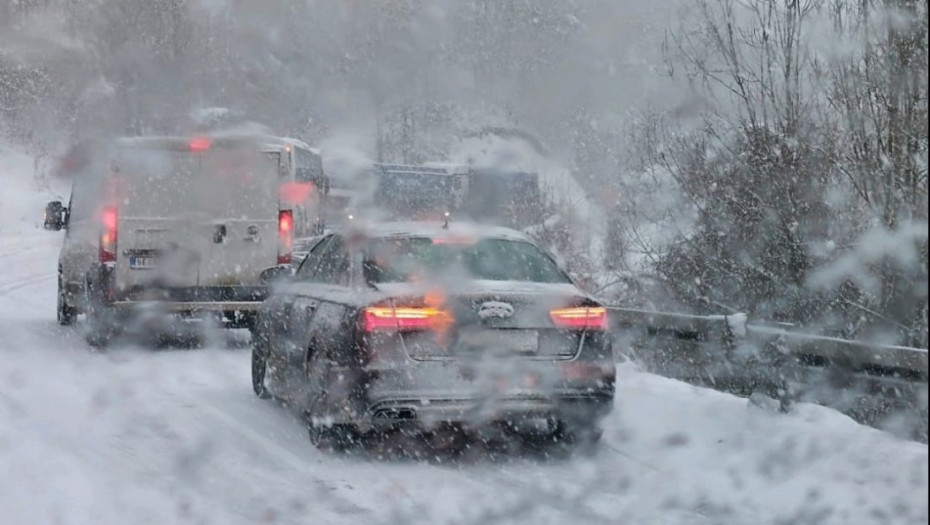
<box><xmin>129</xmin><ymin>256</ymin><xmax>157</xmax><ymax>269</ymax></box>
<box><xmin>496</xmin><ymin>330</ymin><xmax>539</xmax><ymax>353</ymax></box>
<box><xmin>458</xmin><ymin>328</ymin><xmax>539</xmax><ymax>353</ymax></box>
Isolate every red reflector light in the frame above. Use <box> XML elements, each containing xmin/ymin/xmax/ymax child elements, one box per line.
<box><xmin>189</xmin><ymin>137</ymin><xmax>212</xmax><ymax>152</ymax></box>
<box><xmin>431</xmin><ymin>236</ymin><xmax>476</xmax><ymax>245</ymax></box>
<box><xmin>278</xmin><ymin>209</ymin><xmax>293</xmax><ymax>234</ymax></box>
<box><xmin>549</xmin><ymin>306</ymin><xmax>608</xmax><ymax>331</ymax></box>
<box><xmin>360</xmin><ymin>307</ymin><xmax>453</xmax><ymax>333</ymax></box>
<box><xmin>278</xmin><ymin>209</ymin><xmax>293</xmax><ymax>264</ymax></box>
<box><xmin>99</xmin><ymin>206</ymin><xmax>118</xmax><ymax>263</ymax></box>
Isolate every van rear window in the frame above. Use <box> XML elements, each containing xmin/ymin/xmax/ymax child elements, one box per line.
<box><xmin>112</xmin><ymin>147</ymin><xmax>278</xmax><ymax>218</ymax></box>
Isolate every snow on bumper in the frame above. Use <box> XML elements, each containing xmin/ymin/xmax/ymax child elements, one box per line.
<box><xmin>356</xmin><ymin>359</ymin><xmax>615</xmax><ymax>430</ymax></box>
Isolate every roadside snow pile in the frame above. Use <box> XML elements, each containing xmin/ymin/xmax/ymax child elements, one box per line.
<box><xmin>604</xmin><ymin>363</ymin><xmax>928</xmax><ymax>525</ymax></box>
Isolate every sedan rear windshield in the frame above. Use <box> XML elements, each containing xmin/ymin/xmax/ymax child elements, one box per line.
<box><xmin>364</xmin><ymin>237</ymin><xmax>570</xmax><ymax>284</ymax></box>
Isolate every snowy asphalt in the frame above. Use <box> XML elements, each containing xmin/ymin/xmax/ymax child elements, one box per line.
<box><xmin>0</xmin><ymin>229</ymin><xmax>927</xmax><ymax>525</ymax></box>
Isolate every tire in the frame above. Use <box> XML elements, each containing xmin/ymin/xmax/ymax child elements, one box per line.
<box><xmin>56</xmin><ymin>277</ymin><xmax>76</xmax><ymax>326</ymax></box>
<box><xmin>555</xmin><ymin>421</ymin><xmax>603</xmax><ymax>455</ymax></box>
<box><xmin>84</xmin><ymin>278</ymin><xmax>116</xmax><ymax>348</ymax></box>
<box><xmin>308</xmin><ymin>423</ymin><xmax>359</xmax><ymax>452</ymax></box>
<box><xmin>85</xmin><ymin>308</ymin><xmax>115</xmax><ymax>348</ymax></box>
<box><xmin>251</xmin><ymin>344</ymin><xmax>272</xmax><ymax>399</ymax></box>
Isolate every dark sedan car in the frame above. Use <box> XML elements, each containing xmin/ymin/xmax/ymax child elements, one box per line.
<box><xmin>251</xmin><ymin>221</ymin><xmax>615</xmax><ymax>451</ymax></box>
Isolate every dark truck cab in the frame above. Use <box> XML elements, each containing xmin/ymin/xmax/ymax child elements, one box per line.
<box><xmin>372</xmin><ymin>163</ymin><xmax>543</xmax><ymax>229</ymax></box>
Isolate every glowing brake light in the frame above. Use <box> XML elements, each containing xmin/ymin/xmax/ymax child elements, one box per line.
<box><xmin>99</xmin><ymin>206</ymin><xmax>118</xmax><ymax>263</ymax></box>
<box><xmin>549</xmin><ymin>306</ymin><xmax>608</xmax><ymax>331</ymax></box>
<box><xmin>431</xmin><ymin>235</ymin><xmax>476</xmax><ymax>245</ymax></box>
<box><xmin>360</xmin><ymin>306</ymin><xmax>453</xmax><ymax>333</ymax></box>
<box><xmin>188</xmin><ymin>136</ymin><xmax>212</xmax><ymax>152</ymax></box>
<box><xmin>277</xmin><ymin>209</ymin><xmax>293</xmax><ymax>264</ymax></box>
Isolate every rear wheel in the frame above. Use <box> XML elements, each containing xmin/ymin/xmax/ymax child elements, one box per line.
<box><xmin>555</xmin><ymin>421</ymin><xmax>603</xmax><ymax>455</ymax></box>
<box><xmin>251</xmin><ymin>345</ymin><xmax>271</xmax><ymax>399</ymax></box>
<box><xmin>84</xmin><ymin>278</ymin><xmax>117</xmax><ymax>348</ymax></box>
<box><xmin>308</xmin><ymin>423</ymin><xmax>359</xmax><ymax>452</ymax></box>
<box><xmin>56</xmin><ymin>277</ymin><xmax>76</xmax><ymax>326</ymax></box>
<box><xmin>85</xmin><ymin>306</ymin><xmax>116</xmax><ymax>348</ymax></box>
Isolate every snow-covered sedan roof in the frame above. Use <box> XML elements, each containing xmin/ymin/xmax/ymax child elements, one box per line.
<box><xmin>352</xmin><ymin>220</ymin><xmax>533</xmax><ymax>243</ymax></box>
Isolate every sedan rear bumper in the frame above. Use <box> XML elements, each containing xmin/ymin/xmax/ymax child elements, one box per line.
<box><xmin>355</xmin><ymin>354</ymin><xmax>615</xmax><ymax>429</ymax></box>
<box><xmin>365</xmin><ymin>391</ymin><xmax>613</xmax><ymax>430</ymax></box>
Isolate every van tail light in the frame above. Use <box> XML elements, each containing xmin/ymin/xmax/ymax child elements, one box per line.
<box><xmin>188</xmin><ymin>136</ymin><xmax>212</xmax><ymax>152</ymax></box>
<box><xmin>99</xmin><ymin>206</ymin><xmax>118</xmax><ymax>263</ymax></box>
<box><xmin>278</xmin><ymin>209</ymin><xmax>293</xmax><ymax>264</ymax></box>
<box><xmin>550</xmin><ymin>306</ymin><xmax>609</xmax><ymax>331</ymax></box>
<box><xmin>360</xmin><ymin>306</ymin><xmax>453</xmax><ymax>333</ymax></box>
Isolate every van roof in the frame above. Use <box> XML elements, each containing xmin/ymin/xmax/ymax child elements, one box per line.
<box><xmin>114</xmin><ymin>134</ymin><xmax>320</xmax><ymax>155</ymax></box>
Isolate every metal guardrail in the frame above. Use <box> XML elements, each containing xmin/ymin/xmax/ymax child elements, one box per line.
<box><xmin>607</xmin><ymin>307</ymin><xmax>738</xmax><ymax>339</ymax></box>
<box><xmin>606</xmin><ymin>306</ymin><xmax>929</xmax><ymax>441</ymax></box>
<box><xmin>607</xmin><ymin>306</ymin><xmax>743</xmax><ymax>389</ymax></box>
<box><xmin>745</xmin><ymin>324</ymin><xmax>928</xmax><ymax>380</ymax></box>
<box><xmin>606</xmin><ymin>306</ymin><xmax>928</xmax><ymax>379</ymax></box>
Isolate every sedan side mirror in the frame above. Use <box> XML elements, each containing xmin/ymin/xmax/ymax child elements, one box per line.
<box><xmin>260</xmin><ymin>265</ymin><xmax>295</xmax><ymax>284</ymax></box>
<box><xmin>43</xmin><ymin>201</ymin><xmax>67</xmax><ymax>231</ymax></box>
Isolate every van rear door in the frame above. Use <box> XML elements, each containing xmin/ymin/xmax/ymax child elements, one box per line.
<box><xmin>112</xmin><ymin>142</ymin><xmax>278</xmax><ymax>291</ymax></box>
<box><xmin>195</xmin><ymin>149</ymin><xmax>278</xmax><ymax>286</ymax></box>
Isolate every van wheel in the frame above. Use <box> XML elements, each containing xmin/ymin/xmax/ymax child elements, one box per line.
<box><xmin>84</xmin><ymin>281</ymin><xmax>116</xmax><ymax>348</ymax></box>
<box><xmin>251</xmin><ymin>345</ymin><xmax>271</xmax><ymax>399</ymax></box>
<box><xmin>85</xmin><ymin>307</ymin><xmax>115</xmax><ymax>348</ymax></box>
<box><xmin>57</xmin><ymin>278</ymin><xmax>76</xmax><ymax>326</ymax></box>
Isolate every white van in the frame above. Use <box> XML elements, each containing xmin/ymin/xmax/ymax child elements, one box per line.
<box><xmin>44</xmin><ymin>135</ymin><xmax>295</xmax><ymax>346</ymax></box>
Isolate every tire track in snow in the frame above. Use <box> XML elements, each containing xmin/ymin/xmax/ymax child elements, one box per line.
<box><xmin>0</xmin><ymin>243</ymin><xmax>46</xmax><ymax>259</ymax></box>
<box><xmin>0</xmin><ymin>272</ymin><xmax>55</xmax><ymax>297</ymax></box>
<box><xmin>192</xmin><ymin>400</ymin><xmax>371</xmax><ymax>517</ymax></box>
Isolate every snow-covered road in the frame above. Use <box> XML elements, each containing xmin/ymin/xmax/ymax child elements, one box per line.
<box><xmin>0</xmin><ymin>227</ymin><xmax>927</xmax><ymax>525</ymax></box>
<box><xmin>0</xmin><ymin>144</ymin><xmax>926</xmax><ymax>525</ymax></box>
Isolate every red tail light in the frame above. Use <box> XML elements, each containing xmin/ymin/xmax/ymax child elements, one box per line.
<box><xmin>99</xmin><ymin>206</ymin><xmax>118</xmax><ymax>262</ymax></box>
<box><xmin>278</xmin><ymin>209</ymin><xmax>293</xmax><ymax>264</ymax></box>
<box><xmin>360</xmin><ymin>306</ymin><xmax>453</xmax><ymax>333</ymax></box>
<box><xmin>550</xmin><ymin>306</ymin><xmax>608</xmax><ymax>331</ymax></box>
<box><xmin>189</xmin><ymin>136</ymin><xmax>211</xmax><ymax>152</ymax></box>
